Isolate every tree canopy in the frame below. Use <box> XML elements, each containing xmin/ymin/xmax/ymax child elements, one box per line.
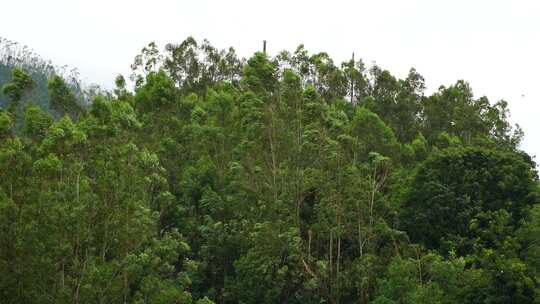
<box><xmin>0</xmin><ymin>37</ymin><xmax>537</xmax><ymax>304</ymax></box>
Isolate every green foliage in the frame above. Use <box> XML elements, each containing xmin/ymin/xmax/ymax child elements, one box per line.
<box><xmin>349</xmin><ymin>107</ymin><xmax>399</xmax><ymax>159</ymax></box>
<box><xmin>401</xmin><ymin>147</ymin><xmax>538</xmax><ymax>255</ymax></box>
<box><xmin>135</xmin><ymin>70</ymin><xmax>177</xmax><ymax>112</ymax></box>
<box><xmin>0</xmin><ymin>110</ymin><xmax>12</xmax><ymax>138</ymax></box>
<box><xmin>1</xmin><ymin>38</ymin><xmax>95</xmax><ymax>118</ymax></box>
<box><xmin>2</xmin><ymin>67</ymin><xmax>34</xmax><ymax>103</ymax></box>
<box><xmin>242</xmin><ymin>52</ymin><xmax>278</xmax><ymax>96</ymax></box>
<box><xmin>22</xmin><ymin>103</ymin><xmax>53</xmax><ymax>140</ymax></box>
<box><xmin>0</xmin><ymin>37</ymin><xmax>537</xmax><ymax>304</ymax></box>
<box><xmin>48</xmin><ymin>75</ymin><xmax>83</xmax><ymax>119</ymax></box>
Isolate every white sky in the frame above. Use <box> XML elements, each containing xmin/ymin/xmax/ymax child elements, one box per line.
<box><xmin>2</xmin><ymin>0</ymin><xmax>539</xmax><ymax>161</ymax></box>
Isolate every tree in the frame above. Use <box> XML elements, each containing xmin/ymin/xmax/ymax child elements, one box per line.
<box><xmin>22</xmin><ymin>103</ymin><xmax>52</xmax><ymax>141</ymax></box>
<box><xmin>401</xmin><ymin>147</ymin><xmax>538</xmax><ymax>254</ymax></box>
<box><xmin>48</xmin><ymin>75</ymin><xmax>82</xmax><ymax>119</ymax></box>
<box><xmin>2</xmin><ymin>67</ymin><xmax>34</xmax><ymax>104</ymax></box>
<box><xmin>1</xmin><ymin>36</ymin><xmax>537</xmax><ymax>304</ymax></box>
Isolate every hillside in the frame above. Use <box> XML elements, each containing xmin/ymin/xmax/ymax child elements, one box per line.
<box><xmin>0</xmin><ymin>37</ymin><xmax>538</xmax><ymax>303</ymax></box>
<box><xmin>0</xmin><ymin>37</ymin><xmax>100</xmax><ymax>115</ymax></box>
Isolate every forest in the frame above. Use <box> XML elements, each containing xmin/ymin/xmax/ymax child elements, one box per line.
<box><xmin>0</xmin><ymin>37</ymin><xmax>538</xmax><ymax>303</ymax></box>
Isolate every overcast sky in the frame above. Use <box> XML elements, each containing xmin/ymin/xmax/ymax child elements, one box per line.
<box><xmin>2</xmin><ymin>0</ymin><xmax>539</xmax><ymax>161</ymax></box>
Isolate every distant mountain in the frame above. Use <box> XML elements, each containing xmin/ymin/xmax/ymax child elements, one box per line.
<box><xmin>0</xmin><ymin>37</ymin><xmax>104</xmax><ymax>113</ymax></box>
